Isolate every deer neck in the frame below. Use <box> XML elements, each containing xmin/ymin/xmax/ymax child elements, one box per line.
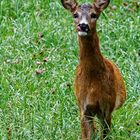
<box><xmin>78</xmin><ymin>32</ymin><xmax>105</xmax><ymax>73</ymax></box>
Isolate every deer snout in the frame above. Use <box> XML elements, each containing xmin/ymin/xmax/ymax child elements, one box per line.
<box><xmin>78</xmin><ymin>23</ymin><xmax>90</xmax><ymax>32</ymax></box>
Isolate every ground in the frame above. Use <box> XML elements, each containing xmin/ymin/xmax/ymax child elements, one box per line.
<box><xmin>0</xmin><ymin>0</ymin><xmax>140</xmax><ymax>139</ymax></box>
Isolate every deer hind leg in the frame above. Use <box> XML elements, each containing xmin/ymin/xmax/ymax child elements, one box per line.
<box><xmin>80</xmin><ymin>105</ymin><xmax>96</xmax><ymax>140</ymax></box>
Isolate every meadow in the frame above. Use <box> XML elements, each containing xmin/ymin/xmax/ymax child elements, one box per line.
<box><xmin>0</xmin><ymin>0</ymin><xmax>140</xmax><ymax>139</ymax></box>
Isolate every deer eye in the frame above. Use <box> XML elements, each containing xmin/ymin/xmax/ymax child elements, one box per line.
<box><xmin>91</xmin><ymin>13</ymin><xmax>97</xmax><ymax>19</ymax></box>
<box><xmin>73</xmin><ymin>13</ymin><xmax>79</xmax><ymax>18</ymax></box>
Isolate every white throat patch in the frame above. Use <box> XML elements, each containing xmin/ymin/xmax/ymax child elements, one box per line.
<box><xmin>78</xmin><ymin>31</ymin><xmax>88</xmax><ymax>36</ymax></box>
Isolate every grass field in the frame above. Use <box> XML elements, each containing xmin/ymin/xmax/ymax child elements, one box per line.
<box><xmin>0</xmin><ymin>0</ymin><xmax>140</xmax><ymax>139</ymax></box>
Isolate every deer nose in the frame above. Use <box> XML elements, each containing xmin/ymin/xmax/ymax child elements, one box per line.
<box><xmin>79</xmin><ymin>23</ymin><xmax>89</xmax><ymax>32</ymax></box>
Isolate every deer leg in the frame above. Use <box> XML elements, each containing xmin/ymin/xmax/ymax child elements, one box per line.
<box><xmin>93</xmin><ymin>119</ymin><xmax>96</xmax><ymax>132</ymax></box>
<box><xmin>81</xmin><ymin>116</ymin><xmax>93</xmax><ymax>140</ymax></box>
<box><xmin>98</xmin><ymin>113</ymin><xmax>112</xmax><ymax>140</ymax></box>
<box><xmin>80</xmin><ymin>105</ymin><xmax>96</xmax><ymax>140</ymax></box>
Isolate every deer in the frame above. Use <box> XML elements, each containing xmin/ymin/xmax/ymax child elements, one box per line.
<box><xmin>61</xmin><ymin>0</ymin><xmax>126</xmax><ymax>139</ymax></box>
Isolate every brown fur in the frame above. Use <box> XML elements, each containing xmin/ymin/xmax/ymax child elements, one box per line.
<box><xmin>61</xmin><ymin>0</ymin><xmax>126</xmax><ymax>139</ymax></box>
<box><xmin>74</xmin><ymin>33</ymin><xmax>126</xmax><ymax>139</ymax></box>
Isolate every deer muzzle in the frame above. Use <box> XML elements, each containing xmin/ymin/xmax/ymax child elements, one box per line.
<box><xmin>77</xmin><ymin>23</ymin><xmax>90</xmax><ymax>36</ymax></box>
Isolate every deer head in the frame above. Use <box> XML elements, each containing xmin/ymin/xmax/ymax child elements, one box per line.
<box><xmin>61</xmin><ymin>0</ymin><xmax>110</xmax><ymax>36</ymax></box>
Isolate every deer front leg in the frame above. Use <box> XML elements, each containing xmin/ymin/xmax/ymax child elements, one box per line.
<box><xmin>80</xmin><ymin>106</ymin><xmax>96</xmax><ymax>140</ymax></box>
<box><xmin>81</xmin><ymin>116</ymin><xmax>92</xmax><ymax>140</ymax></box>
<box><xmin>99</xmin><ymin>113</ymin><xmax>112</xmax><ymax>140</ymax></box>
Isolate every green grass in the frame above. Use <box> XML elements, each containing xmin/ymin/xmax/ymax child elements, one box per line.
<box><xmin>0</xmin><ymin>0</ymin><xmax>140</xmax><ymax>139</ymax></box>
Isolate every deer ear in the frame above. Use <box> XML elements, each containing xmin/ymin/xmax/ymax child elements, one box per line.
<box><xmin>94</xmin><ymin>0</ymin><xmax>110</xmax><ymax>12</ymax></box>
<box><xmin>61</xmin><ymin>0</ymin><xmax>78</xmax><ymax>12</ymax></box>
